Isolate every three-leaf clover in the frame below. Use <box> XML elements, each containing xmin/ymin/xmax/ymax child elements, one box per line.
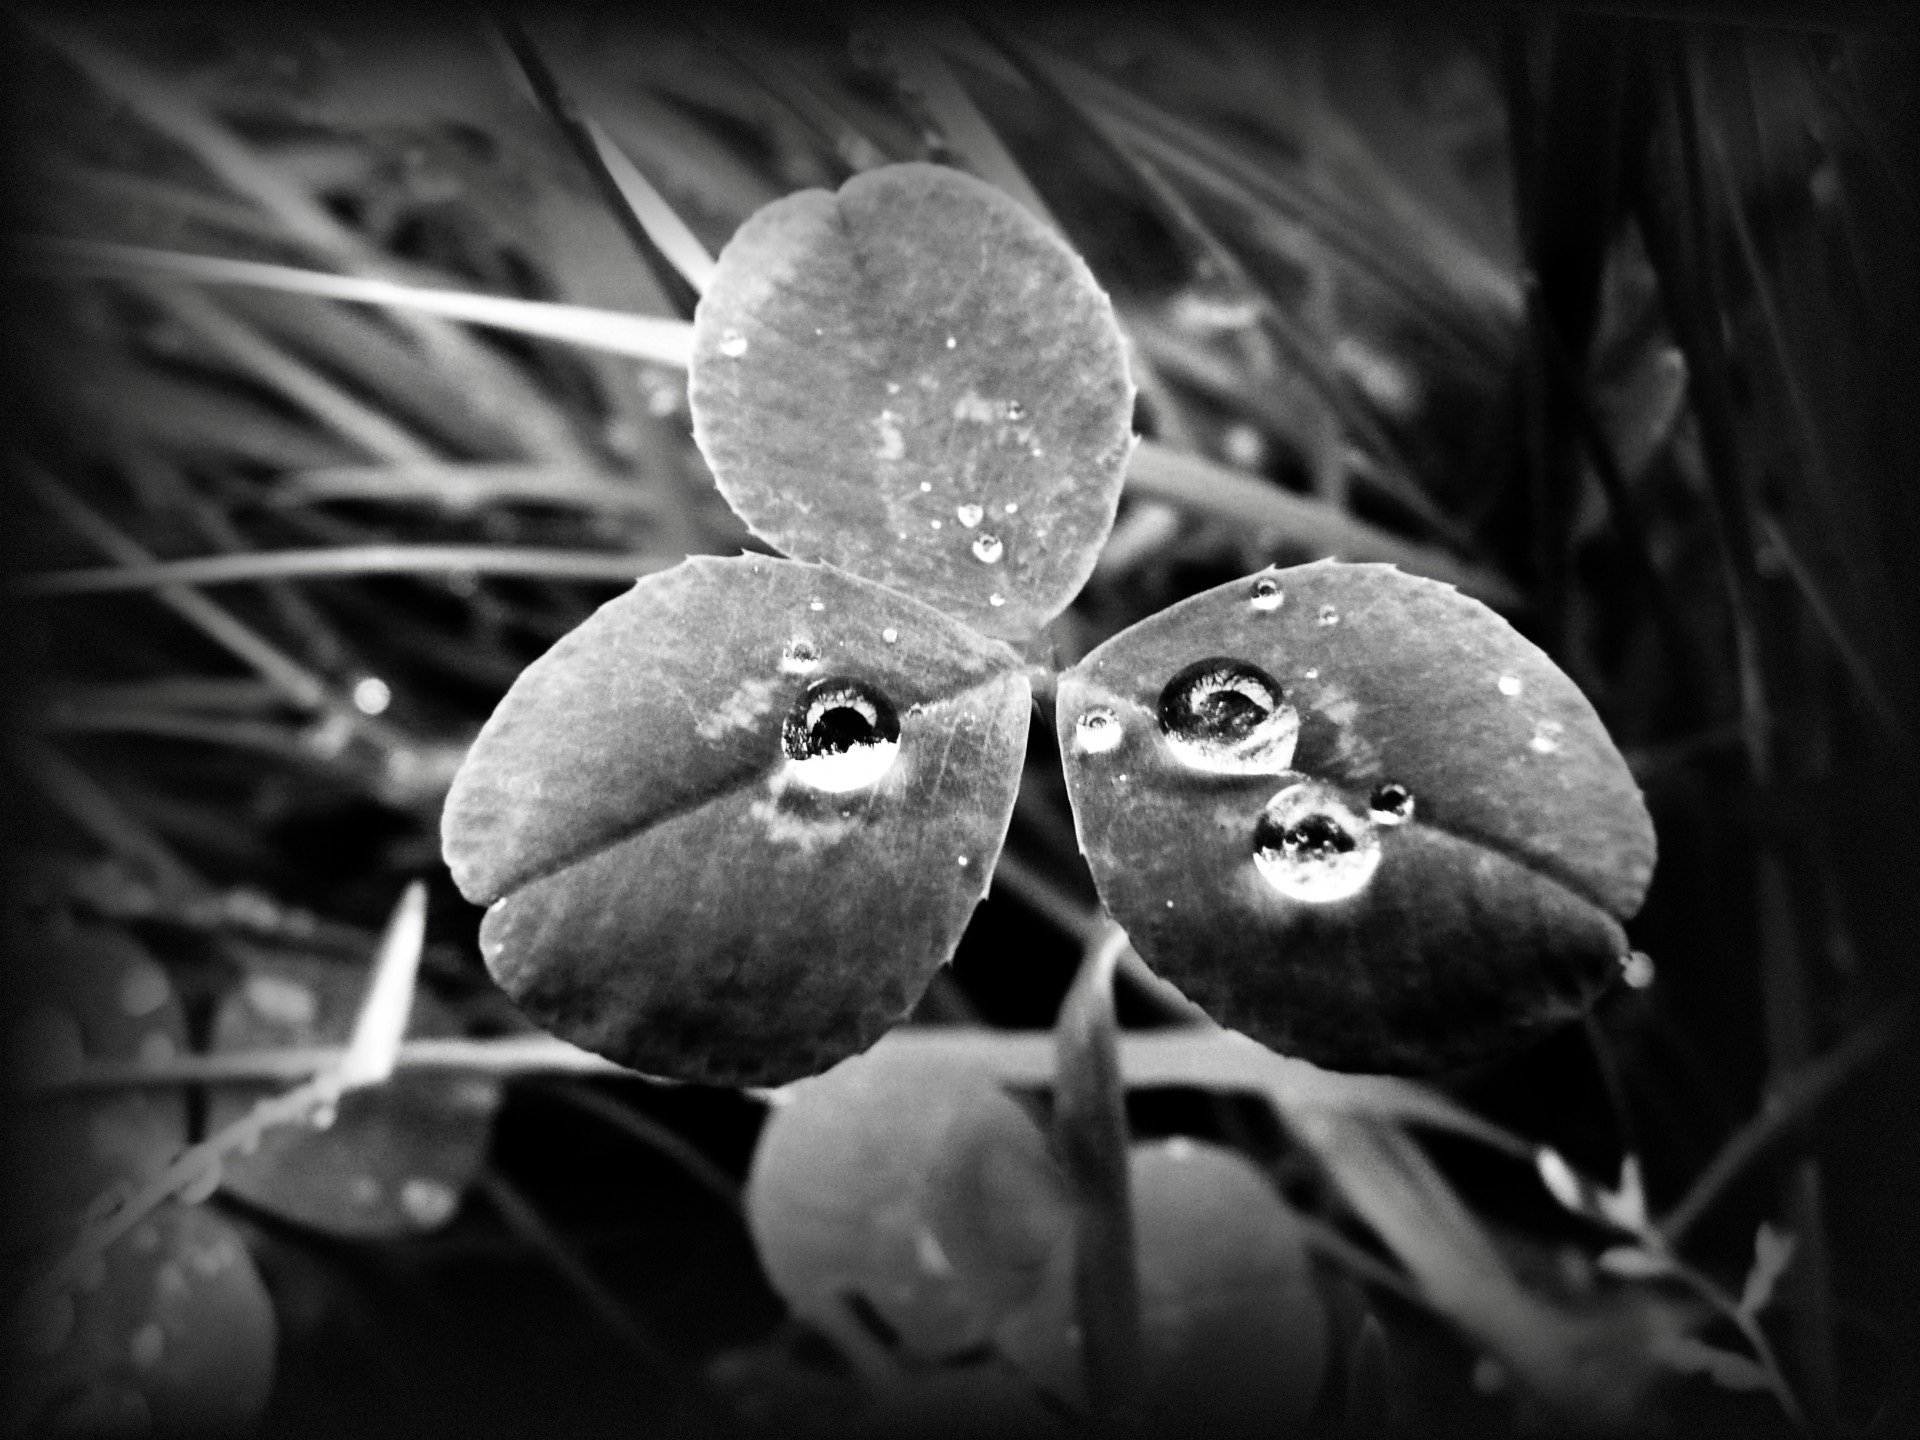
<box><xmin>440</xmin><ymin>162</ymin><xmax>1655</xmax><ymax>1086</ymax></box>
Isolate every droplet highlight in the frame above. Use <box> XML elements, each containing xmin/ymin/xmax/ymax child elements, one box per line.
<box><xmin>1253</xmin><ymin>782</ymin><xmax>1382</xmax><ymax>904</ymax></box>
<box><xmin>1317</xmin><ymin>605</ymin><xmax>1340</xmax><ymax>626</ymax></box>
<box><xmin>718</xmin><ymin>329</ymin><xmax>748</xmax><ymax>358</ymax></box>
<box><xmin>955</xmin><ymin>503</ymin><xmax>984</xmax><ymax>529</ymax></box>
<box><xmin>780</xmin><ymin>638</ymin><xmax>820</xmax><ymax>674</ymax></box>
<box><xmin>1158</xmin><ymin>658</ymin><xmax>1299</xmax><ymax>774</ymax></box>
<box><xmin>1074</xmin><ymin>707</ymin><xmax>1124</xmax><ymax>755</ymax></box>
<box><xmin>1369</xmin><ymin>782</ymin><xmax>1415</xmax><ymax>824</ymax></box>
<box><xmin>1621</xmin><ymin>951</ymin><xmax>1656</xmax><ymax>989</ymax></box>
<box><xmin>1250</xmin><ymin>577</ymin><xmax>1284</xmax><ymax>611</ymax></box>
<box><xmin>1530</xmin><ymin>721</ymin><xmax>1565</xmax><ymax>755</ymax></box>
<box><xmin>971</xmin><ymin>533</ymin><xmax>1004</xmax><ymax>564</ymax></box>
<box><xmin>988</xmin><ymin>593</ymin><xmax>1006</xmax><ymax>607</ymax></box>
<box><xmin>1497</xmin><ymin>674</ymin><xmax>1523</xmax><ymax>696</ymax></box>
<box><xmin>781</xmin><ymin>677</ymin><xmax>902</xmax><ymax>793</ymax></box>
<box><xmin>881</xmin><ymin>627</ymin><xmax>899</xmax><ymax>644</ymax></box>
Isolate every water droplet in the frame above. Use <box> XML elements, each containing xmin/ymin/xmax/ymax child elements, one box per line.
<box><xmin>351</xmin><ymin>675</ymin><xmax>392</xmax><ymax>716</ymax></box>
<box><xmin>1250</xmin><ymin>576</ymin><xmax>1284</xmax><ymax>611</ymax></box>
<box><xmin>945</xmin><ymin>335</ymin><xmax>957</xmax><ymax>349</ymax></box>
<box><xmin>1497</xmin><ymin>674</ymin><xmax>1523</xmax><ymax>696</ymax></box>
<box><xmin>956</xmin><ymin>855</ymin><xmax>969</xmax><ymax>867</ymax></box>
<box><xmin>930</xmin><ymin>518</ymin><xmax>943</xmax><ymax>530</ymax></box>
<box><xmin>881</xmin><ymin>627</ymin><xmax>899</xmax><ymax>644</ymax></box>
<box><xmin>808</xmin><ymin>599</ymin><xmax>826</xmax><ymax>613</ymax></box>
<box><xmin>972</xmin><ymin>533</ymin><xmax>1004</xmax><ymax>564</ymax></box>
<box><xmin>1303</xmin><ymin>668</ymin><xmax>1319</xmax><ymax>680</ymax></box>
<box><xmin>1005</xmin><ymin>400</ymin><xmax>1026</xmax><ymax>421</ymax></box>
<box><xmin>1621</xmin><ymin>951</ymin><xmax>1656</xmax><ymax>989</ymax></box>
<box><xmin>1253</xmin><ymin>782</ymin><xmax>1382</xmax><ymax>903</ymax></box>
<box><xmin>1369</xmin><ymin>782</ymin><xmax>1415</xmax><ymax>825</ymax></box>
<box><xmin>1317</xmin><ymin>605</ymin><xmax>1340</xmax><ymax>626</ymax></box>
<box><xmin>780</xmin><ymin>638</ymin><xmax>820</xmax><ymax>674</ymax></box>
<box><xmin>1158</xmin><ymin>658</ymin><xmax>1299</xmax><ymax>774</ymax></box>
<box><xmin>955</xmin><ymin>503</ymin><xmax>984</xmax><ymax>529</ymax></box>
<box><xmin>310</xmin><ymin>1099</ymin><xmax>339</xmax><ymax>1131</ymax></box>
<box><xmin>1003</xmin><ymin>501</ymin><xmax>1018</xmax><ymax>515</ymax></box>
<box><xmin>401</xmin><ymin>1177</ymin><xmax>459</xmax><ymax>1229</ymax></box>
<box><xmin>119</xmin><ymin>963</ymin><xmax>170</xmax><ymax>1018</ymax></box>
<box><xmin>988</xmin><ymin>593</ymin><xmax>1006</xmax><ymax>607</ymax></box>
<box><xmin>781</xmin><ymin>677</ymin><xmax>902</xmax><ymax>793</ymax></box>
<box><xmin>129</xmin><ymin>1322</ymin><xmax>165</xmax><ymax>1369</ymax></box>
<box><xmin>1074</xmin><ymin>707</ymin><xmax>1123</xmax><ymax>755</ymax></box>
<box><xmin>718</xmin><ymin>329</ymin><xmax>748</xmax><ymax>358</ymax></box>
<box><xmin>1530</xmin><ymin>721</ymin><xmax>1565</xmax><ymax>754</ymax></box>
<box><xmin>919</xmin><ymin>481</ymin><xmax>932</xmax><ymax>492</ymax></box>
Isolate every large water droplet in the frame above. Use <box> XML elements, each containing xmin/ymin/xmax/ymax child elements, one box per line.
<box><xmin>1498</xmin><ymin>674</ymin><xmax>1523</xmax><ymax>696</ymax></box>
<box><xmin>780</xmin><ymin>638</ymin><xmax>820</xmax><ymax>674</ymax></box>
<box><xmin>781</xmin><ymin>677</ymin><xmax>902</xmax><ymax>793</ymax></box>
<box><xmin>1158</xmin><ymin>658</ymin><xmax>1299</xmax><ymax>774</ymax></box>
<box><xmin>972</xmin><ymin>533</ymin><xmax>1004</xmax><ymax>564</ymax></box>
<box><xmin>1369</xmin><ymin>781</ymin><xmax>1415</xmax><ymax>825</ymax></box>
<box><xmin>1253</xmin><ymin>782</ymin><xmax>1382</xmax><ymax>903</ymax></box>
<box><xmin>718</xmin><ymin>329</ymin><xmax>748</xmax><ymax>358</ymax></box>
<box><xmin>955</xmin><ymin>503</ymin><xmax>984</xmax><ymax>529</ymax></box>
<box><xmin>1074</xmin><ymin>707</ymin><xmax>1123</xmax><ymax>755</ymax></box>
<box><xmin>1250</xmin><ymin>576</ymin><xmax>1284</xmax><ymax>611</ymax></box>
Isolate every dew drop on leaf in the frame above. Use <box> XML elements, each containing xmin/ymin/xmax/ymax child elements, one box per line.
<box><xmin>1252</xmin><ymin>782</ymin><xmax>1382</xmax><ymax>904</ymax></box>
<box><xmin>1531</xmin><ymin>721</ymin><xmax>1566</xmax><ymax>754</ymax></box>
<box><xmin>881</xmin><ymin>627</ymin><xmax>899</xmax><ymax>644</ymax></box>
<box><xmin>1074</xmin><ymin>707</ymin><xmax>1123</xmax><ymax>755</ymax></box>
<box><xmin>719</xmin><ymin>329</ymin><xmax>748</xmax><ymax>358</ymax></box>
<box><xmin>780</xmin><ymin>638</ymin><xmax>820</xmax><ymax>674</ymax></box>
<box><xmin>988</xmin><ymin>593</ymin><xmax>1006</xmax><ymax>607</ymax></box>
<box><xmin>1621</xmin><ymin>951</ymin><xmax>1656</xmax><ymax>988</ymax></box>
<box><xmin>971</xmin><ymin>533</ymin><xmax>1004</xmax><ymax>564</ymax></box>
<box><xmin>1368</xmin><ymin>782</ymin><xmax>1415</xmax><ymax>825</ymax></box>
<box><xmin>955</xmin><ymin>503</ymin><xmax>984</xmax><ymax>529</ymax></box>
<box><xmin>1498</xmin><ymin>674</ymin><xmax>1523</xmax><ymax>696</ymax></box>
<box><xmin>1006</xmin><ymin>400</ymin><xmax>1026</xmax><ymax>421</ymax></box>
<box><xmin>1250</xmin><ymin>576</ymin><xmax>1284</xmax><ymax>611</ymax></box>
<box><xmin>1317</xmin><ymin>605</ymin><xmax>1340</xmax><ymax>626</ymax></box>
<box><xmin>781</xmin><ymin>677</ymin><xmax>902</xmax><ymax>793</ymax></box>
<box><xmin>1158</xmin><ymin>658</ymin><xmax>1299</xmax><ymax>775</ymax></box>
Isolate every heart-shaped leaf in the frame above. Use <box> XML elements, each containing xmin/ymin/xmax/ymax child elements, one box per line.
<box><xmin>688</xmin><ymin>162</ymin><xmax>1136</xmax><ymax>642</ymax></box>
<box><xmin>205</xmin><ymin>955</ymin><xmax>501</xmax><ymax>1238</ymax></box>
<box><xmin>7</xmin><ymin>1206</ymin><xmax>277</xmax><ymax>1438</ymax></box>
<box><xmin>746</xmin><ymin>1031</ymin><xmax>1072</xmax><ymax>1360</ymax></box>
<box><xmin>1056</xmin><ymin>562</ymin><xmax>1656</xmax><ymax>1073</ymax></box>
<box><xmin>997</xmin><ymin>1139</ymin><xmax>1327</xmax><ymax>1431</ymax></box>
<box><xmin>442</xmin><ymin>555</ymin><xmax>1031</xmax><ymax>1085</ymax></box>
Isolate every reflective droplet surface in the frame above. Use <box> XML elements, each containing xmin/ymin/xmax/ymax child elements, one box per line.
<box><xmin>1074</xmin><ymin>707</ymin><xmax>1124</xmax><ymax>755</ymax></box>
<box><xmin>780</xmin><ymin>638</ymin><xmax>820</xmax><ymax>674</ymax></box>
<box><xmin>955</xmin><ymin>503</ymin><xmax>984</xmax><ymax>529</ymax></box>
<box><xmin>881</xmin><ymin>627</ymin><xmax>899</xmax><ymax>644</ymax></box>
<box><xmin>1530</xmin><ymin>721</ymin><xmax>1565</xmax><ymax>755</ymax></box>
<box><xmin>1250</xmin><ymin>576</ymin><xmax>1284</xmax><ymax>611</ymax></box>
<box><xmin>719</xmin><ymin>329</ymin><xmax>748</xmax><ymax>358</ymax></box>
<box><xmin>1317</xmin><ymin>605</ymin><xmax>1340</xmax><ymax>626</ymax></box>
<box><xmin>1368</xmin><ymin>781</ymin><xmax>1415</xmax><ymax>824</ymax></box>
<box><xmin>1005</xmin><ymin>400</ymin><xmax>1026</xmax><ymax>421</ymax></box>
<box><xmin>780</xmin><ymin>677</ymin><xmax>902</xmax><ymax>793</ymax></box>
<box><xmin>1253</xmin><ymin>782</ymin><xmax>1382</xmax><ymax>903</ymax></box>
<box><xmin>971</xmin><ymin>533</ymin><xmax>1004</xmax><ymax>564</ymax></box>
<box><xmin>1497</xmin><ymin>674</ymin><xmax>1522</xmax><ymax>696</ymax></box>
<box><xmin>988</xmin><ymin>593</ymin><xmax>1006</xmax><ymax>607</ymax></box>
<box><xmin>1158</xmin><ymin>658</ymin><xmax>1299</xmax><ymax>774</ymax></box>
<box><xmin>1621</xmin><ymin>951</ymin><xmax>1656</xmax><ymax>989</ymax></box>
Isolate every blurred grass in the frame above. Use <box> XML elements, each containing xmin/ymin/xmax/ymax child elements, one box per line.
<box><xmin>3</xmin><ymin>9</ymin><xmax>1916</xmax><ymax>1437</ymax></box>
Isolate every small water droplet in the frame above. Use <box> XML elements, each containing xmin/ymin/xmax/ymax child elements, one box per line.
<box><xmin>130</xmin><ymin>1323</ymin><xmax>165</xmax><ymax>1369</ymax></box>
<box><xmin>972</xmin><ymin>533</ymin><xmax>1004</xmax><ymax>564</ymax></box>
<box><xmin>1369</xmin><ymin>782</ymin><xmax>1415</xmax><ymax>824</ymax></box>
<box><xmin>401</xmin><ymin>1177</ymin><xmax>459</xmax><ymax>1229</ymax></box>
<box><xmin>930</xmin><ymin>519</ymin><xmax>943</xmax><ymax>530</ymax></box>
<box><xmin>945</xmin><ymin>335</ymin><xmax>957</xmax><ymax>349</ymax></box>
<box><xmin>1005</xmin><ymin>400</ymin><xmax>1026</xmax><ymax>421</ymax></box>
<box><xmin>1303</xmin><ymin>668</ymin><xmax>1319</xmax><ymax>680</ymax></box>
<box><xmin>1074</xmin><ymin>707</ymin><xmax>1123</xmax><ymax>755</ymax></box>
<box><xmin>1253</xmin><ymin>782</ymin><xmax>1382</xmax><ymax>903</ymax></box>
<box><xmin>781</xmin><ymin>677</ymin><xmax>902</xmax><ymax>793</ymax></box>
<box><xmin>1497</xmin><ymin>674</ymin><xmax>1523</xmax><ymax>696</ymax></box>
<box><xmin>1003</xmin><ymin>501</ymin><xmax>1018</xmax><ymax>515</ymax></box>
<box><xmin>919</xmin><ymin>480</ymin><xmax>932</xmax><ymax>492</ymax></box>
<box><xmin>886</xmin><ymin>381</ymin><xmax>901</xmax><ymax>395</ymax></box>
<box><xmin>1317</xmin><ymin>605</ymin><xmax>1340</xmax><ymax>626</ymax></box>
<box><xmin>1530</xmin><ymin>720</ymin><xmax>1565</xmax><ymax>754</ymax></box>
<box><xmin>352</xmin><ymin>676</ymin><xmax>391</xmax><ymax>716</ymax></box>
<box><xmin>1250</xmin><ymin>576</ymin><xmax>1284</xmax><ymax>611</ymax></box>
<box><xmin>957</xmin><ymin>855</ymin><xmax>969</xmax><ymax>867</ymax></box>
<box><xmin>1158</xmin><ymin>658</ymin><xmax>1299</xmax><ymax>774</ymax></box>
<box><xmin>881</xmin><ymin>627</ymin><xmax>899</xmax><ymax>644</ymax></box>
<box><xmin>808</xmin><ymin>599</ymin><xmax>825</xmax><ymax>612</ymax></box>
<box><xmin>988</xmin><ymin>593</ymin><xmax>1006</xmax><ymax>607</ymax></box>
<box><xmin>1621</xmin><ymin>951</ymin><xmax>1656</xmax><ymax>989</ymax></box>
<box><xmin>718</xmin><ymin>329</ymin><xmax>748</xmax><ymax>358</ymax></box>
<box><xmin>780</xmin><ymin>638</ymin><xmax>820</xmax><ymax>674</ymax></box>
<box><xmin>955</xmin><ymin>503</ymin><xmax>984</xmax><ymax>529</ymax></box>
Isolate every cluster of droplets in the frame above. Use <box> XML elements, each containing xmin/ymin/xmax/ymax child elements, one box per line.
<box><xmin>1252</xmin><ymin>781</ymin><xmax>1382</xmax><ymax>903</ymax></box>
<box><xmin>781</xmin><ymin>677</ymin><xmax>901</xmax><ymax>792</ymax></box>
<box><xmin>1157</xmin><ymin>658</ymin><xmax>1299</xmax><ymax>775</ymax></box>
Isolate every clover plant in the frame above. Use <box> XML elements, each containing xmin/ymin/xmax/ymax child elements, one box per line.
<box><xmin>440</xmin><ymin>161</ymin><xmax>1655</xmax><ymax>1091</ymax></box>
